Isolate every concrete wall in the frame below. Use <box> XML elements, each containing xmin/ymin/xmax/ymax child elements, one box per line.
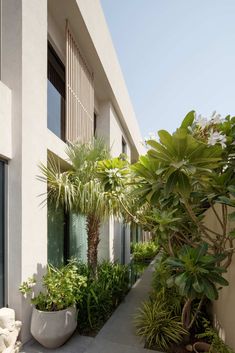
<box><xmin>1</xmin><ymin>0</ymin><xmax>47</xmax><ymax>342</ymax></box>
<box><xmin>0</xmin><ymin>0</ymin><xmax>141</xmax><ymax>342</ymax></box>
<box><xmin>97</xmin><ymin>101</ymin><xmax>131</xmax><ymax>264</ymax></box>
<box><xmin>76</xmin><ymin>0</ymin><xmax>145</xmax><ymax>160</ymax></box>
<box><xmin>204</xmin><ymin>204</ymin><xmax>235</xmax><ymax>350</ymax></box>
<box><xmin>0</xmin><ymin>81</ymin><xmax>12</xmax><ymax>159</ymax></box>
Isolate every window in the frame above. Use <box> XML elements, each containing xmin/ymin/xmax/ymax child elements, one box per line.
<box><xmin>122</xmin><ymin>137</ymin><xmax>127</xmax><ymax>155</ymax></box>
<box><xmin>121</xmin><ymin>223</ymin><xmax>126</xmax><ymax>264</ymax></box>
<box><xmin>47</xmin><ymin>203</ymin><xmax>88</xmax><ymax>266</ymax></box>
<box><xmin>47</xmin><ymin>203</ymin><xmax>67</xmax><ymax>267</ymax></box>
<box><xmin>94</xmin><ymin>113</ymin><xmax>97</xmax><ymax>136</ymax></box>
<box><xmin>0</xmin><ymin>161</ymin><xmax>5</xmax><ymax>307</ymax></box>
<box><xmin>47</xmin><ymin>42</ymin><xmax>65</xmax><ymax>140</ymax></box>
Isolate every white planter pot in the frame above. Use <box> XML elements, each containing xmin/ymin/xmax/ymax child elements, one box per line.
<box><xmin>30</xmin><ymin>306</ymin><xmax>77</xmax><ymax>348</ymax></box>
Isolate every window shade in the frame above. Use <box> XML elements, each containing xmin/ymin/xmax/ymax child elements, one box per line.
<box><xmin>66</xmin><ymin>21</ymin><xmax>94</xmax><ymax>143</ymax></box>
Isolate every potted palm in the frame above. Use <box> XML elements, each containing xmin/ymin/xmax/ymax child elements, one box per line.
<box><xmin>20</xmin><ymin>261</ymin><xmax>86</xmax><ymax>348</ymax></box>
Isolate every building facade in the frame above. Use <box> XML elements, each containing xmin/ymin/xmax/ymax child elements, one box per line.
<box><xmin>0</xmin><ymin>0</ymin><xmax>144</xmax><ymax>342</ymax></box>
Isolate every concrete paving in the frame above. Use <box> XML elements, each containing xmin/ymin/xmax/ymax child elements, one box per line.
<box><xmin>21</xmin><ymin>259</ymin><xmax>161</xmax><ymax>353</ymax></box>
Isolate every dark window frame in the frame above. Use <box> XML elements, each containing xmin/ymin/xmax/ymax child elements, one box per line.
<box><xmin>94</xmin><ymin>112</ymin><xmax>97</xmax><ymax>136</ymax></box>
<box><xmin>122</xmin><ymin>137</ymin><xmax>127</xmax><ymax>155</ymax></box>
<box><xmin>47</xmin><ymin>42</ymin><xmax>66</xmax><ymax>141</ymax></box>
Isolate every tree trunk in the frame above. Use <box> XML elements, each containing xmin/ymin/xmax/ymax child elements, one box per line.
<box><xmin>181</xmin><ymin>298</ymin><xmax>192</xmax><ymax>330</ymax></box>
<box><xmin>86</xmin><ymin>214</ymin><xmax>100</xmax><ymax>274</ymax></box>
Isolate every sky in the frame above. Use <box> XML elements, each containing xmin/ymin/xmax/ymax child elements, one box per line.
<box><xmin>100</xmin><ymin>0</ymin><xmax>235</xmax><ymax>139</ymax></box>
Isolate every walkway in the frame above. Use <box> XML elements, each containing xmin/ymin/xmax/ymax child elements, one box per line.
<box><xmin>22</xmin><ymin>259</ymin><xmax>161</xmax><ymax>353</ymax></box>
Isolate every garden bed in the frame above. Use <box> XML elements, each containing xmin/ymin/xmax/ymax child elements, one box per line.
<box><xmin>77</xmin><ymin>260</ymin><xmax>149</xmax><ymax>337</ymax></box>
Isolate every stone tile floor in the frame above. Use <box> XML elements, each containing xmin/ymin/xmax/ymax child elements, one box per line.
<box><xmin>21</xmin><ymin>260</ymin><xmax>162</xmax><ymax>353</ymax></box>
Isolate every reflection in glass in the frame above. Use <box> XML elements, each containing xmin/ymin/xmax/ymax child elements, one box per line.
<box><xmin>47</xmin><ymin>43</ymin><xmax>65</xmax><ymax>140</ymax></box>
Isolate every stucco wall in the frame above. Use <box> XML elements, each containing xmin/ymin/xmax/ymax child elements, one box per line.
<box><xmin>97</xmin><ymin>101</ymin><xmax>131</xmax><ymax>264</ymax></box>
<box><xmin>204</xmin><ymin>204</ymin><xmax>235</xmax><ymax>350</ymax></box>
<box><xmin>0</xmin><ymin>81</ymin><xmax>12</xmax><ymax>159</ymax></box>
<box><xmin>2</xmin><ymin>0</ymin><xmax>48</xmax><ymax>342</ymax></box>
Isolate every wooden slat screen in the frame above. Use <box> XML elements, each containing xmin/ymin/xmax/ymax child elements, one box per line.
<box><xmin>66</xmin><ymin>21</ymin><xmax>94</xmax><ymax>143</ymax></box>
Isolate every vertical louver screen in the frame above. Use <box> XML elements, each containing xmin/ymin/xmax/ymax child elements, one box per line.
<box><xmin>66</xmin><ymin>21</ymin><xmax>94</xmax><ymax>143</ymax></box>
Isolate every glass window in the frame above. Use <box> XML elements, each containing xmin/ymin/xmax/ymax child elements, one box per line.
<box><xmin>94</xmin><ymin>113</ymin><xmax>97</xmax><ymax>136</ymax></box>
<box><xmin>48</xmin><ymin>203</ymin><xmax>88</xmax><ymax>266</ymax></box>
<box><xmin>0</xmin><ymin>161</ymin><xmax>5</xmax><ymax>307</ymax></box>
<box><xmin>122</xmin><ymin>138</ymin><xmax>127</xmax><ymax>154</ymax></box>
<box><xmin>47</xmin><ymin>203</ymin><xmax>66</xmax><ymax>267</ymax></box>
<box><xmin>69</xmin><ymin>213</ymin><xmax>87</xmax><ymax>263</ymax></box>
<box><xmin>121</xmin><ymin>223</ymin><xmax>126</xmax><ymax>264</ymax></box>
<box><xmin>47</xmin><ymin>43</ymin><xmax>65</xmax><ymax>140</ymax></box>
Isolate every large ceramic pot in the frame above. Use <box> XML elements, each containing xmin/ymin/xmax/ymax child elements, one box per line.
<box><xmin>30</xmin><ymin>306</ymin><xmax>77</xmax><ymax>348</ymax></box>
<box><xmin>193</xmin><ymin>341</ymin><xmax>213</xmax><ymax>353</ymax></box>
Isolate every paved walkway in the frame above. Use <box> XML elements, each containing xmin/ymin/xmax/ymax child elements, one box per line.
<box><xmin>22</xmin><ymin>260</ymin><xmax>161</xmax><ymax>353</ymax></box>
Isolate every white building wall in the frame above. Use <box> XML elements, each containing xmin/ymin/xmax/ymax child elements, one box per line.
<box><xmin>97</xmin><ymin>101</ymin><xmax>131</xmax><ymax>264</ymax></box>
<box><xmin>0</xmin><ymin>0</ymin><xmax>141</xmax><ymax>343</ymax></box>
<box><xmin>1</xmin><ymin>0</ymin><xmax>47</xmax><ymax>342</ymax></box>
<box><xmin>0</xmin><ymin>81</ymin><xmax>12</xmax><ymax>159</ymax></box>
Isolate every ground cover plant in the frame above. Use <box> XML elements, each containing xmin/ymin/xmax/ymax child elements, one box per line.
<box><xmin>132</xmin><ymin>111</ymin><xmax>235</xmax><ymax>352</ymax></box>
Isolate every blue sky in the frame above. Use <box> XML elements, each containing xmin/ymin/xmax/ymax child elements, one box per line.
<box><xmin>100</xmin><ymin>0</ymin><xmax>235</xmax><ymax>139</ymax></box>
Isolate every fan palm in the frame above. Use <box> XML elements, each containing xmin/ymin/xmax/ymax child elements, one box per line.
<box><xmin>40</xmin><ymin>138</ymin><xmax>129</xmax><ymax>272</ymax></box>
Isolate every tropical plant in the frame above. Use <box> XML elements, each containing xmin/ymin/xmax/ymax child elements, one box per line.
<box><xmin>40</xmin><ymin>139</ymin><xmax>131</xmax><ymax>272</ymax></box>
<box><xmin>135</xmin><ymin>299</ymin><xmax>187</xmax><ymax>351</ymax></box>
<box><xmin>76</xmin><ymin>261</ymin><xmax>129</xmax><ymax>333</ymax></box>
<box><xmin>19</xmin><ymin>261</ymin><xmax>87</xmax><ymax>311</ymax></box>
<box><xmin>131</xmin><ymin>241</ymin><xmax>158</xmax><ymax>262</ymax></box>
<box><xmin>196</xmin><ymin>319</ymin><xmax>234</xmax><ymax>353</ymax></box>
<box><xmin>166</xmin><ymin>243</ymin><xmax>228</xmax><ymax>330</ymax></box>
<box><xmin>133</xmin><ymin>111</ymin><xmax>235</xmax><ymax>267</ymax></box>
<box><xmin>133</xmin><ymin>111</ymin><xmax>235</xmax><ymax>351</ymax></box>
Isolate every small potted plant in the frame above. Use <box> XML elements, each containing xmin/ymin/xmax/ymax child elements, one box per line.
<box><xmin>20</xmin><ymin>261</ymin><xmax>86</xmax><ymax>348</ymax></box>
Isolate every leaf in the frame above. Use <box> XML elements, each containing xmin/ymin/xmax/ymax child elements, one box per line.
<box><xmin>175</xmin><ymin>272</ymin><xmax>189</xmax><ymax>287</ymax></box>
<box><xmin>201</xmin><ymin>279</ymin><xmax>218</xmax><ymax>300</ymax></box>
<box><xmin>229</xmin><ymin>230</ymin><xmax>235</xmax><ymax>238</ymax></box>
<box><xmin>192</xmin><ymin>278</ymin><xmax>204</xmax><ymax>293</ymax></box>
<box><xmin>195</xmin><ymin>243</ymin><xmax>208</xmax><ymax>262</ymax></box>
<box><xmin>166</xmin><ymin>258</ymin><xmax>184</xmax><ymax>268</ymax></box>
<box><xmin>181</xmin><ymin>111</ymin><xmax>195</xmax><ymax>129</ymax></box>
<box><xmin>177</xmin><ymin>172</ymin><xmax>191</xmax><ymax>196</ymax></box>
<box><xmin>228</xmin><ymin>212</ymin><xmax>235</xmax><ymax>221</ymax></box>
<box><xmin>165</xmin><ymin>171</ymin><xmax>179</xmax><ymax>195</ymax></box>
<box><xmin>158</xmin><ymin>130</ymin><xmax>175</xmax><ymax>155</ymax></box>
<box><xmin>209</xmin><ymin>274</ymin><xmax>229</xmax><ymax>287</ymax></box>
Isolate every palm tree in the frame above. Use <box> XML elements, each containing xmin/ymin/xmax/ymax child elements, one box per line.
<box><xmin>40</xmin><ymin>138</ymin><xmax>130</xmax><ymax>272</ymax></box>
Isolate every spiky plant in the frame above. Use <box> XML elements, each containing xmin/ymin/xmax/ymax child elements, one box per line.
<box><xmin>135</xmin><ymin>299</ymin><xmax>187</xmax><ymax>351</ymax></box>
<box><xmin>39</xmin><ymin>138</ymin><xmax>131</xmax><ymax>273</ymax></box>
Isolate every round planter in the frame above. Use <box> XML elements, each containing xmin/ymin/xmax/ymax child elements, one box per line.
<box><xmin>193</xmin><ymin>341</ymin><xmax>213</xmax><ymax>353</ymax></box>
<box><xmin>30</xmin><ymin>306</ymin><xmax>77</xmax><ymax>348</ymax></box>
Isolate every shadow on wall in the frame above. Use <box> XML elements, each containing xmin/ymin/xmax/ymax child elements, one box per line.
<box><xmin>20</xmin><ymin>263</ymin><xmax>47</xmax><ymax>343</ymax></box>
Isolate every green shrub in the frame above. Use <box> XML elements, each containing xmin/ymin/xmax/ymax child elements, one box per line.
<box><xmin>77</xmin><ymin>261</ymin><xmax>129</xmax><ymax>333</ymax></box>
<box><xmin>19</xmin><ymin>261</ymin><xmax>87</xmax><ymax>311</ymax></box>
<box><xmin>197</xmin><ymin>320</ymin><xmax>235</xmax><ymax>353</ymax></box>
<box><xmin>151</xmin><ymin>254</ymin><xmax>183</xmax><ymax>316</ymax></box>
<box><xmin>166</xmin><ymin>243</ymin><xmax>229</xmax><ymax>301</ymax></box>
<box><xmin>131</xmin><ymin>241</ymin><xmax>158</xmax><ymax>262</ymax></box>
<box><xmin>135</xmin><ymin>299</ymin><xmax>187</xmax><ymax>351</ymax></box>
